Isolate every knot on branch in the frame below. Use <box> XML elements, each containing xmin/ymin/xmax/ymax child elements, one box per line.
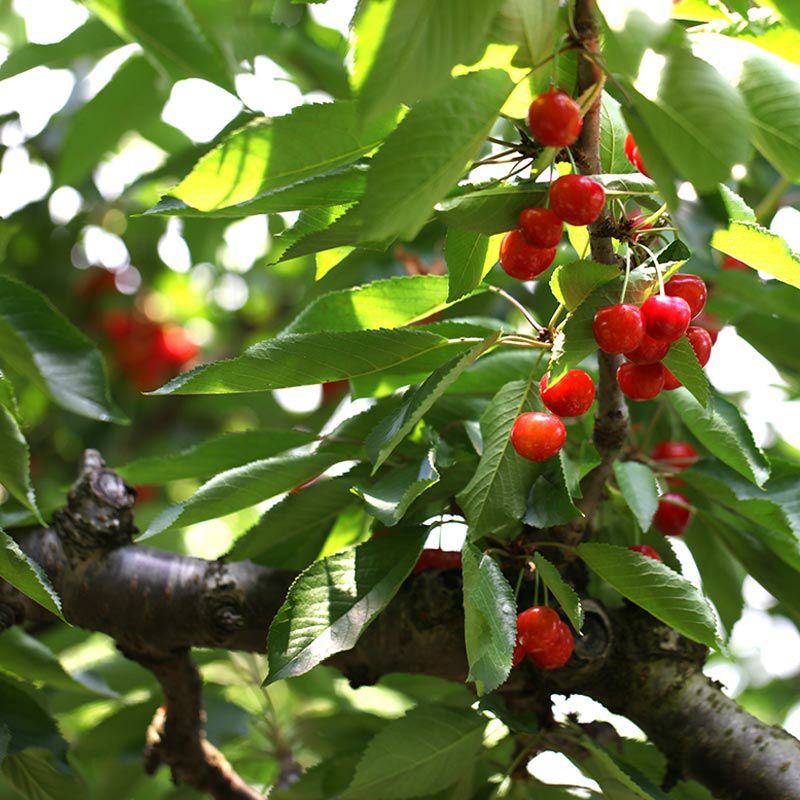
<box><xmin>52</xmin><ymin>449</ymin><xmax>137</xmax><ymax>563</ymax></box>
<box><xmin>203</xmin><ymin>561</ymin><xmax>247</xmax><ymax>636</ymax></box>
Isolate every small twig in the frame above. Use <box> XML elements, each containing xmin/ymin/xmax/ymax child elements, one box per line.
<box><xmin>488</xmin><ymin>285</ymin><xmax>544</xmax><ymax>331</ymax></box>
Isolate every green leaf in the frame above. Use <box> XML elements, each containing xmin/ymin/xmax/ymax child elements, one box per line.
<box><xmin>57</xmin><ymin>55</ymin><xmax>164</xmax><ymax>186</ymax></box>
<box><xmin>630</xmin><ymin>46</ymin><xmax>751</xmax><ymax>191</ymax></box>
<box><xmin>457</xmin><ymin>377</ymin><xmax>539</xmax><ymax>539</ymax></box>
<box><xmin>0</xmin><ymin>675</ymin><xmax>66</xmax><ymax>758</ymax></box>
<box><xmin>264</xmin><ymin>528</ymin><xmax>427</xmax><ymax>685</ymax></box>
<box><xmin>0</xmin><ymin>628</ymin><xmax>112</xmax><ymax>696</ymax></box>
<box><xmin>549</xmin><ymin>260</ymin><xmax>620</xmax><ymax>311</ymax></box>
<box><xmin>355</xmin><ymin>454</ymin><xmax>440</xmax><ymax>527</ymax></box>
<box><xmin>285</xmin><ymin>276</ymin><xmax>470</xmax><ymax>335</ymax></box>
<box><xmin>84</xmin><ymin>0</ymin><xmax>234</xmax><ymax>91</ymax></box>
<box><xmin>151</xmin><ymin>329</ymin><xmax>476</xmax><ymax>395</ymax></box>
<box><xmin>577</xmin><ymin>543</ymin><xmax>718</xmax><ymax>647</ymax></box>
<box><xmin>143</xmin><ymin>448</ymin><xmax>352</xmax><ymax>538</ymax></box>
<box><xmin>146</xmin><ymin>165</ymin><xmax>368</xmax><ymax>218</ymax></box>
<box><xmin>358</xmin><ymin>69</ymin><xmax>514</xmax><ymax>242</ymax></box>
<box><xmin>0</xmin><ymin>18</ymin><xmax>122</xmax><ymax>80</ymax></box>
<box><xmin>461</xmin><ymin>544</ymin><xmax>516</xmax><ymax>695</ymax></box>
<box><xmin>230</xmin><ymin>470</ymin><xmax>364</xmax><ymax>569</ymax></box>
<box><xmin>0</xmin><ymin>529</ymin><xmax>63</xmax><ymax>621</ymax></box>
<box><xmin>0</xmin><ymin>276</ymin><xmax>125</xmax><ymax>423</ymax></box>
<box><xmin>341</xmin><ymin>705</ymin><xmax>485</xmax><ymax>799</ymax></box>
<box><xmin>770</xmin><ymin>0</ymin><xmax>800</xmax><ymax>29</ymax></box>
<box><xmin>2</xmin><ymin>749</ymin><xmax>88</xmax><ymax>800</ymax></box>
<box><xmin>533</xmin><ymin>553</ymin><xmax>583</xmax><ymax>633</ymax></box>
<box><xmin>0</xmin><ymin>405</ymin><xmax>40</xmax><ymax>520</ymax></box>
<box><xmin>667</xmin><ymin>390</ymin><xmax>770</xmax><ymax>487</ymax></box>
<box><xmin>366</xmin><ymin>335</ymin><xmax>498</xmax><ymax>471</ymax></box>
<box><xmin>116</xmin><ymin>429</ymin><xmax>316</xmax><ymax>484</ymax></box>
<box><xmin>172</xmin><ymin>102</ymin><xmax>398</xmax><ymax>211</ymax></box>
<box><xmin>600</xmin><ymin>93</ymin><xmax>636</xmax><ymax>174</ymax></box>
<box><xmin>445</xmin><ymin>229</ymin><xmax>500</xmax><ymax>302</ymax></box>
<box><xmin>712</xmin><ymin>221</ymin><xmax>800</xmax><ymax>290</ymax></box>
<box><xmin>491</xmin><ymin>0</ymin><xmax>560</xmax><ymax>66</ymax></box>
<box><xmin>613</xmin><ymin>461</ymin><xmax>659</xmax><ymax>534</ymax></box>
<box><xmin>351</xmin><ymin>0</ymin><xmax>505</xmax><ymax>122</ymax></box>
<box><xmin>524</xmin><ymin>453</ymin><xmax>581</xmax><ymax>528</ymax></box>
<box><xmin>662</xmin><ymin>335</ymin><xmax>710</xmax><ymax>407</ymax></box>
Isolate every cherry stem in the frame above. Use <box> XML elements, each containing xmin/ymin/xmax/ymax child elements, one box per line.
<box><xmin>513</xmin><ymin>568</ymin><xmax>525</xmax><ymax>601</ymax></box>
<box><xmin>548</xmin><ymin>303</ymin><xmax>565</xmax><ymax>330</ymax></box>
<box><xmin>643</xmin><ymin>203</ymin><xmax>668</xmax><ymax>226</ymax></box>
<box><xmin>636</xmin><ymin>241</ymin><xmax>664</xmax><ymax>293</ymax></box>
<box><xmin>488</xmin><ymin>285</ymin><xmax>544</xmax><ymax>331</ymax></box>
<box><xmin>619</xmin><ymin>249</ymin><xmax>632</xmax><ymax>304</ymax></box>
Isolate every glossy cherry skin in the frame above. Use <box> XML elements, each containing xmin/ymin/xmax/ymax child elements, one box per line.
<box><xmin>650</xmin><ymin>441</ymin><xmax>698</xmax><ymax>472</ymax></box>
<box><xmin>722</xmin><ymin>255</ymin><xmax>749</xmax><ymax>271</ymax></box>
<box><xmin>517</xmin><ymin>606</ymin><xmax>561</xmax><ymax>653</ymax></box>
<box><xmin>512</xmin><ymin>642</ymin><xmax>527</xmax><ymax>667</ymax></box>
<box><xmin>627</xmin><ymin>209</ymin><xmax>653</xmax><ymax>241</ymax></box>
<box><xmin>499</xmin><ymin>230</ymin><xmax>556</xmax><ymax>280</ymax></box>
<box><xmin>641</xmin><ymin>294</ymin><xmax>692</xmax><ymax>342</ymax></box>
<box><xmin>519</xmin><ymin>207</ymin><xmax>564</xmax><ymax>248</ymax></box>
<box><xmin>529</xmin><ymin>620</ymin><xmax>574</xmax><ymax>669</ymax></box>
<box><xmin>624</xmin><ymin>334</ymin><xmax>670</xmax><ymax>365</ymax></box>
<box><xmin>617</xmin><ymin>362</ymin><xmax>664</xmax><ymax>401</ymax></box>
<box><xmin>628</xmin><ymin>544</ymin><xmax>662</xmax><ymax>561</ymax></box>
<box><xmin>662</xmin><ymin>366</ymin><xmax>681</xmax><ymax>391</ymax></box>
<box><xmin>695</xmin><ymin>311</ymin><xmax>721</xmax><ymax>345</ymax></box>
<box><xmin>687</xmin><ymin>326</ymin><xmax>713</xmax><ymax>367</ymax></box>
<box><xmin>592</xmin><ymin>304</ymin><xmax>645</xmax><ymax>354</ymax></box>
<box><xmin>664</xmin><ymin>274</ymin><xmax>707</xmax><ymax>319</ymax></box>
<box><xmin>527</xmin><ymin>91</ymin><xmax>583</xmax><ymax>147</ymax></box>
<box><xmin>653</xmin><ymin>492</ymin><xmax>692</xmax><ymax>536</ymax></box>
<box><xmin>511</xmin><ymin>412</ymin><xmax>566</xmax><ymax>461</ymax></box>
<box><xmin>624</xmin><ymin>132</ymin><xmax>649</xmax><ymax>176</ymax></box>
<box><xmin>412</xmin><ymin>549</ymin><xmax>463</xmax><ymax>574</ymax></box>
<box><xmin>540</xmin><ymin>370</ymin><xmax>596</xmax><ymax>417</ymax></box>
<box><xmin>549</xmin><ymin>175</ymin><xmax>606</xmax><ymax>226</ymax></box>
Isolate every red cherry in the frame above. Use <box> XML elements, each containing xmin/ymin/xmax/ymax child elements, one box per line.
<box><xmin>527</xmin><ymin>91</ymin><xmax>583</xmax><ymax>147</ymax></box>
<box><xmin>664</xmin><ymin>274</ymin><xmax>707</xmax><ymax>319</ymax></box>
<box><xmin>322</xmin><ymin>380</ymin><xmax>349</xmax><ymax>403</ymax></box>
<box><xmin>101</xmin><ymin>310</ymin><xmax>133</xmax><ymax>340</ymax></box>
<box><xmin>653</xmin><ymin>492</ymin><xmax>692</xmax><ymax>536</ymax></box>
<box><xmin>529</xmin><ymin>621</ymin><xmax>574</xmax><ymax>669</ymax></box>
<box><xmin>627</xmin><ymin>210</ymin><xmax>653</xmax><ymax>241</ymax></box>
<box><xmin>722</xmin><ymin>255</ymin><xmax>749</xmax><ymax>271</ymax></box>
<box><xmin>539</xmin><ymin>370</ymin><xmax>596</xmax><ymax>417</ymax></box>
<box><xmin>628</xmin><ymin>544</ymin><xmax>662</xmax><ymax>561</ymax></box>
<box><xmin>662</xmin><ymin>366</ymin><xmax>682</xmax><ymax>391</ymax></box>
<box><xmin>616</xmin><ymin>362</ymin><xmax>664</xmax><ymax>401</ymax></box>
<box><xmin>641</xmin><ymin>294</ymin><xmax>692</xmax><ymax>342</ymax></box>
<box><xmin>650</xmin><ymin>441</ymin><xmax>698</xmax><ymax>472</ymax></box>
<box><xmin>134</xmin><ymin>484</ymin><xmax>157</xmax><ymax>505</ymax></box>
<box><xmin>518</xmin><ymin>207</ymin><xmax>564</xmax><ymax>248</ymax></box>
<box><xmin>624</xmin><ymin>132</ymin><xmax>650</xmax><ymax>176</ymax></box>
<box><xmin>499</xmin><ymin>230</ymin><xmax>556</xmax><ymax>280</ymax></box>
<box><xmin>592</xmin><ymin>304</ymin><xmax>645</xmax><ymax>354</ymax></box>
<box><xmin>512</xmin><ymin>642</ymin><xmax>526</xmax><ymax>667</ymax></box>
<box><xmin>517</xmin><ymin>606</ymin><xmax>561</xmax><ymax>653</ymax></box>
<box><xmin>549</xmin><ymin>175</ymin><xmax>606</xmax><ymax>226</ymax></box>
<box><xmin>687</xmin><ymin>326</ymin><xmax>712</xmax><ymax>367</ymax></box>
<box><xmin>412</xmin><ymin>549</ymin><xmax>463</xmax><ymax>574</ymax></box>
<box><xmin>694</xmin><ymin>311</ymin><xmax>721</xmax><ymax>345</ymax></box>
<box><xmin>157</xmin><ymin>326</ymin><xmax>199</xmax><ymax>365</ymax></box>
<box><xmin>624</xmin><ymin>334</ymin><xmax>670</xmax><ymax>365</ymax></box>
<box><xmin>510</xmin><ymin>412</ymin><xmax>566</xmax><ymax>462</ymax></box>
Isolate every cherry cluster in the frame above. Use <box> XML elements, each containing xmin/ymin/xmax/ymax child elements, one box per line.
<box><xmin>513</xmin><ymin>605</ymin><xmax>573</xmax><ymax>670</ymax></box>
<box><xmin>101</xmin><ymin>310</ymin><xmax>199</xmax><ymax>392</ymax></box>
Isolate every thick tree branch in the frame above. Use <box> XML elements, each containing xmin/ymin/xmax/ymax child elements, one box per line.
<box><xmin>3</xmin><ymin>452</ymin><xmax>800</xmax><ymax>800</ymax></box>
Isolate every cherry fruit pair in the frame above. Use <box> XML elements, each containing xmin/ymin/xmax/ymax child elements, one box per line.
<box><xmin>513</xmin><ymin>605</ymin><xmax>574</xmax><ymax>670</ymax></box>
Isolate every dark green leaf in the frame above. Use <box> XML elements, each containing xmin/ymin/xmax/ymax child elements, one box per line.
<box><xmin>1</xmin><ymin>749</ymin><xmax>88</xmax><ymax>800</ymax></box>
<box><xmin>613</xmin><ymin>461</ymin><xmax>659</xmax><ymax>533</ymax></box>
<box><xmin>264</xmin><ymin>528</ymin><xmax>427</xmax><ymax>685</ymax></box>
<box><xmin>462</xmin><ymin>544</ymin><xmax>516</xmax><ymax>694</ymax></box>
<box><xmin>352</xmin><ymin>0</ymin><xmax>505</xmax><ymax>121</ymax></box>
<box><xmin>0</xmin><ymin>405</ymin><xmax>40</xmax><ymax>520</ymax></box>
<box><xmin>533</xmin><ymin>552</ymin><xmax>583</xmax><ymax>632</ymax></box>
<box><xmin>0</xmin><ymin>530</ymin><xmax>62</xmax><ymax>620</ymax></box>
<box><xmin>577</xmin><ymin>543</ymin><xmax>719</xmax><ymax>646</ymax></box>
<box><xmin>0</xmin><ymin>675</ymin><xmax>65</xmax><ymax>758</ymax></box>
<box><xmin>366</xmin><ymin>335</ymin><xmax>498</xmax><ymax>470</ymax></box>
<box><xmin>0</xmin><ymin>276</ymin><xmax>125</xmax><ymax>423</ymax></box>
<box><xmin>341</xmin><ymin>705</ymin><xmax>484</xmax><ymax>799</ymax></box>
<box><xmin>172</xmin><ymin>102</ymin><xmax>398</xmax><ymax>211</ymax></box>
<box><xmin>445</xmin><ymin>229</ymin><xmax>498</xmax><ymax>302</ymax></box>
<box><xmin>524</xmin><ymin>453</ymin><xmax>581</xmax><ymax>528</ymax></box>
<box><xmin>116</xmin><ymin>429</ymin><xmax>316</xmax><ymax>484</ymax></box>
<box><xmin>667</xmin><ymin>390</ymin><xmax>770</xmax><ymax>487</ymax></box>
<box><xmin>458</xmin><ymin>377</ymin><xmax>539</xmax><ymax>539</ymax></box>
<box><xmin>357</xmin><ymin>69</ymin><xmax>514</xmax><ymax>242</ymax></box>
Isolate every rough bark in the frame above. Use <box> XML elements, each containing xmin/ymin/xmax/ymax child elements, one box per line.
<box><xmin>3</xmin><ymin>452</ymin><xmax>800</xmax><ymax>800</ymax></box>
